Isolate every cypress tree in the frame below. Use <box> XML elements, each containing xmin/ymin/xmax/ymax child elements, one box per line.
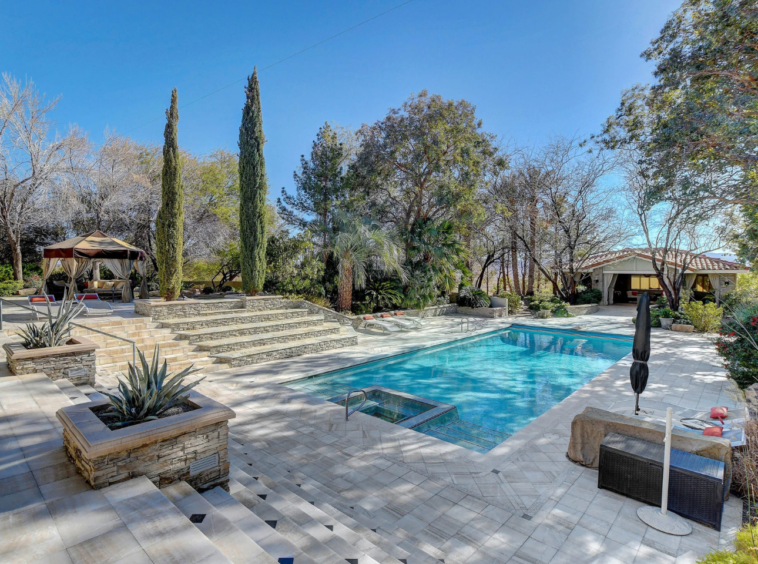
<box><xmin>239</xmin><ymin>68</ymin><xmax>268</xmax><ymax>294</ymax></box>
<box><xmin>156</xmin><ymin>88</ymin><xmax>184</xmax><ymax>301</ymax></box>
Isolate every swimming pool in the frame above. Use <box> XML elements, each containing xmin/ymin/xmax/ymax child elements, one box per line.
<box><xmin>285</xmin><ymin>325</ymin><xmax>633</xmax><ymax>453</ymax></box>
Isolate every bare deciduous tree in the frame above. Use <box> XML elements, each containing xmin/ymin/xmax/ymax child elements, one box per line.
<box><xmin>0</xmin><ymin>74</ymin><xmax>79</xmax><ymax>279</ymax></box>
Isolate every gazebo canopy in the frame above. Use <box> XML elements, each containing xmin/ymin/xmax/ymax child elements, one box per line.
<box><xmin>43</xmin><ymin>230</ymin><xmax>146</xmax><ymax>261</ymax></box>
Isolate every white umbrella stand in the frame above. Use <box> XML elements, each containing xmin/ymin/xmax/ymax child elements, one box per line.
<box><xmin>637</xmin><ymin>407</ymin><xmax>693</xmax><ymax>535</ymax></box>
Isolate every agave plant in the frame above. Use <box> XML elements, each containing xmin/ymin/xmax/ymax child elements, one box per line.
<box><xmin>19</xmin><ymin>290</ymin><xmax>86</xmax><ymax>348</ymax></box>
<box><xmin>101</xmin><ymin>345</ymin><xmax>204</xmax><ymax>428</ymax></box>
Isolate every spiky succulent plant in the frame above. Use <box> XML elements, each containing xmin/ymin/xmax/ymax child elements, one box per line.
<box><xmin>19</xmin><ymin>290</ymin><xmax>85</xmax><ymax>348</ymax></box>
<box><xmin>101</xmin><ymin>344</ymin><xmax>203</xmax><ymax>428</ymax></box>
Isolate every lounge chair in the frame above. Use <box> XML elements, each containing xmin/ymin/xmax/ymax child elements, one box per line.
<box><xmin>392</xmin><ymin>311</ymin><xmax>427</xmax><ymax>327</ymax></box>
<box><xmin>75</xmin><ymin>293</ymin><xmax>113</xmax><ymax>316</ymax></box>
<box><xmin>360</xmin><ymin>315</ymin><xmax>402</xmax><ymax>333</ymax></box>
<box><xmin>27</xmin><ymin>295</ymin><xmax>57</xmax><ymax>320</ymax></box>
<box><xmin>378</xmin><ymin>313</ymin><xmax>419</xmax><ymax>330</ymax></box>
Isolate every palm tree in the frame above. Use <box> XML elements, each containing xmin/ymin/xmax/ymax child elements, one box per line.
<box><xmin>331</xmin><ymin>218</ymin><xmax>405</xmax><ymax>312</ymax></box>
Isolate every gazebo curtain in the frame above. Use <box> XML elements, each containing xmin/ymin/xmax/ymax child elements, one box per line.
<box><xmin>684</xmin><ymin>273</ymin><xmax>697</xmax><ymax>290</ymax></box>
<box><xmin>39</xmin><ymin>258</ymin><xmax>60</xmax><ymax>295</ymax></box>
<box><xmin>136</xmin><ymin>260</ymin><xmax>149</xmax><ymax>299</ymax></box>
<box><xmin>61</xmin><ymin>258</ymin><xmax>91</xmax><ymax>294</ymax></box>
<box><xmin>104</xmin><ymin>259</ymin><xmax>135</xmax><ymax>303</ymax></box>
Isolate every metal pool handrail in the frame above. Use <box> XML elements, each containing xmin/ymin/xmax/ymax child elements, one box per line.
<box><xmin>0</xmin><ymin>296</ymin><xmax>137</xmax><ymax>367</ymax></box>
<box><xmin>345</xmin><ymin>389</ymin><xmax>367</xmax><ymax>421</ymax></box>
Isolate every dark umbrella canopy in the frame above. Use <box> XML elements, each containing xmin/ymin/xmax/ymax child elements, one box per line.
<box><xmin>630</xmin><ymin>292</ymin><xmax>651</xmax><ymax>415</ymax></box>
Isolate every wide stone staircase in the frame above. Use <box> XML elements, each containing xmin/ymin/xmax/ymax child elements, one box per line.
<box><xmin>73</xmin><ymin>296</ymin><xmax>358</xmax><ymax>379</ymax></box>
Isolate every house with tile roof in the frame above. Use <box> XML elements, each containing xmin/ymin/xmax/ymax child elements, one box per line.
<box><xmin>577</xmin><ymin>248</ymin><xmax>749</xmax><ymax>305</ymax></box>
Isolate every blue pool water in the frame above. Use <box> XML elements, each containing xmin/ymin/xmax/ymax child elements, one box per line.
<box><xmin>285</xmin><ymin>326</ymin><xmax>632</xmax><ymax>452</ymax></box>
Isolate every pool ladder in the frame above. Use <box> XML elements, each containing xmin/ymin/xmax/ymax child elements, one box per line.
<box><xmin>345</xmin><ymin>389</ymin><xmax>367</xmax><ymax>421</ymax></box>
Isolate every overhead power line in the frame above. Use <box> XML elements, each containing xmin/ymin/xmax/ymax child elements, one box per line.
<box><xmin>127</xmin><ymin>0</ymin><xmax>415</xmax><ymax>135</ymax></box>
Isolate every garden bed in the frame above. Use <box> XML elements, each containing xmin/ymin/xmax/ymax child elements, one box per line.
<box><xmin>57</xmin><ymin>390</ymin><xmax>235</xmax><ymax>491</ymax></box>
<box><xmin>3</xmin><ymin>337</ymin><xmax>98</xmax><ymax>385</ymax></box>
<box><xmin>566</xmin><ymin>304</ymin><xmax>599</xmax><ymax>316</ymax></box>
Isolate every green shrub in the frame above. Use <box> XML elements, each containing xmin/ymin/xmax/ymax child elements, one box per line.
<box><xmin>552</xmin><ymin>303</ymin><xmax>572</xmax><ymax>317</ymax></box>
<box><xmin>682</xmin><ymin>301</ymin><xmax>723</xmax><ymax>333</ymax></box>
<box><xmin>655</xmin><ymin>295</ymin><xmax>669</xmax><ymax>307</ymax></box>
<box><xmin>698</xmin><ymin>521</ymin><xmax>758</xmax><ymax>563</ymax></box>
<box><xmin>716</xmin><ymin>303</ymin><xmax>758</xmax><ymax>388</ymax></box>
<box><xmin>497</xmin><ymin>291</ymin><xmax>522</xmax><ymax>314</ymax></box>
<box><xmin>201</xmin><ymin>286</ymin><xmax>215</xmax><ymax>295</ymax></box>
<box><xmin>23</xmin><ymin>275</ymin><xmax>43</xmax><ymax>290</ymax></box>
<box><xmin>457</xmin><ymin>286</ymin><xmax>490</xmax><ymax>308</ymax></box>
<box><xmin>220</xmin><ymin>285</ymin><xmax>233</xmax><ymax>292</ymax></box>
<box><xmin>658</xmin><ymin>308</ymin><xmax>675</xmax><ymax>318</ymax></box>
<box><xmin>575</xmin><ymin>288</ymin><xmax>602</xmax><ymax>304</ymax></box>
<box><xmin>352</xmin><ymin>302</ymin><xmax>374</xmax><ymax>315</ymax></box>
<box><xmin>0</xmin><ymin>280</ymin><xmax>24</xmax><ymax>297</ymax></box>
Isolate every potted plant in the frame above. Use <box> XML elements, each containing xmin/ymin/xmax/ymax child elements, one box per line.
<box><xmin>658</xmin><ymin>307</ymin><xmax>675</xmax><ymax>329</ymax></box>
<box><xmin>3</xmin><ymin>292</ymin><xmax>98</xmax><ymax>385</ymax></box>
<box><xmin>57</xmin><ymin>345</ymin><xmax>235</xmax><ymax>491</ymax></box>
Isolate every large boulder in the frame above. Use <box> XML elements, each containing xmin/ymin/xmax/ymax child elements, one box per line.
<box><xmin>568</xmin><ymin>407</ymin><xmax>733</xmax><ymax>481</ymax></box>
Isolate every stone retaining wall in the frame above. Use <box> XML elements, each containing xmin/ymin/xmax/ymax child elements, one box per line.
<box><xmin>63</xmin><ymin>420</ymin><xmax>230</xmax><ymax>491</ymax></box>
<box><xmin>4</xmin><ymin>338</ymin><xmax>98</xmax><ymax>385</ymax></box>
<box><xmin>565</xmin><ymin>304</ymin><xmax>599</xmax><ymax>316</ymax></box>
<box><xmin>134</xmin><ymin>298</ymin><xmax>245</xmax><ymax>320</ymax></box>
<box><xmin>457</xmin><ymin>306</ymin><xmax>508</xmax><ymax>318</ymax></box>
<box><xmin>403</xmin><ymin>304</ymin><xmax>458</xmax><ymax>318</ymax></box>
<box><xmin>242</xmin><ymin>296</ymin><xmax>288</xmax><ymax>311</ymax></box>
<box><xmin>293</xmin><ymin>300</ymin><xmax>355</xmax><ymax>326</ymax></box>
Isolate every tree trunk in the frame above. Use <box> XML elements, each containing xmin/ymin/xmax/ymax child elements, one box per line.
<box><xmin>527</xmin><ymin>207</ymin><xmax>536</xmax><ymax>295</ymax></box>
<box><xmin>337</xmin><ymin>265</ymin><xmax>353</xmax><ymax>312</ymax></box>
<box><xmin>510</xmin><ymin>233</ymin><xmax>521</xmax><ymax>295</ymax></box>
<box><xmin>7</xmin><ymin>227</ymin><xmax>23</xmax><ymax>281</ymax></box>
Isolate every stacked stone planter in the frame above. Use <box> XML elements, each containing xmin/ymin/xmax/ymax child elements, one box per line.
<box><xmin>457</xmin><ymin>306</ymin><xmax>509</xmax><ymax>318</ymax></box>
<box><xmin>3</xmin><ymin>337</ymin><xmax>98</xmax><ymax>385</ymax></box>
<box><xmin>57</xmin><ymin>390</ymin><xmax>235</xmax><ymax>492</ymax></box>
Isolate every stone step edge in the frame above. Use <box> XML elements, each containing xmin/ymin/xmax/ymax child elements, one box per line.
<box><xmin>212</xmin><ymin>333</ymin><xmax>357</xmax><ymax>361</ymax></box>
<box><xmin>229</xmin><ymin>474</ymin><xmax>383</xmax><ymax>564</ymax></box>
<box><xmin>194</xmin><ymin>325</ymin><xmax>341</xmax><ymax>350</ymax></box>
<box><xmin>231</xmin><ymin>450</ymin><xmax>451</xmax><ymax>564</ymax></box>
<box><xmin>157</xmin><ymin>309</ymin><xmax>309</xmax><ymax>327</ymax></box>
<box><xmin>230</xmin><ymin>458</ymin><xmax>410</xmax><ymax>564</ymax></box>
<box><xmin>175</xmin><ymin>315</ymin><xmax>326</xmax><ymax>339</ymax></box>
<box><xmin>161</xmin><ymin>481</ymin><xmax>280</xmax><ymax>564</ymax></box>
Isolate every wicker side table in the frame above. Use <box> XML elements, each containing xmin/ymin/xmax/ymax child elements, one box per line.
<box><xmin>598</xmin><ymin>432</ymin><xmax>726</xmax><ymax>530</ymax></box>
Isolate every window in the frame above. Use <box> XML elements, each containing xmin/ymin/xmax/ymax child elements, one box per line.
<box><xmin>694</xmin><ymin>275</ymin><xmax>713</xmax><ymax>292</ymax></box>
<box><xmin>631</xmin><ymin>275</ymin><xmax>660</xmax><ymax>290</ymax></box>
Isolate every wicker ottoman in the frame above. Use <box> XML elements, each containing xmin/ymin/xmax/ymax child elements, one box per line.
<box><xmin>598</xmin><ymin>432</ymin><xmax>727</xmax><ymax>530</ymax></box>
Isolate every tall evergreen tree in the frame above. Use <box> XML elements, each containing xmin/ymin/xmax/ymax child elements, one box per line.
<box><xmin>277</xmin><ymin>123</ymin><xmax>351</xmax><ymax>262</ymax></box>
<box><xmin>239</xmin><ymin>68</ymin><xmax>268</xmax><ymax>294</ymax></box>
<box><xmin>156</xmin><ymin>88</ymin><xmax>183</xmax><ymax>301</ymax></box>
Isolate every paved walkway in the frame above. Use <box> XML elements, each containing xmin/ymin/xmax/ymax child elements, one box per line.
<box><xmin>195</xmin><ymin>308</ymin><xmax>743</xmax><ymax>563</ymax></box>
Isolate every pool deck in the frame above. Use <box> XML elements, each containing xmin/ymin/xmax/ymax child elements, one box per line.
<box><xmin>193</xmin><ymin>306</ymin><xmax>743</xmax><ymax>563</ymax></box>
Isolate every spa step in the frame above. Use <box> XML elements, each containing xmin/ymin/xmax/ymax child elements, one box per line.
<box><xmin>230</xmin><ymin>459</ymin><xmax>413</xmax><ymax>564</ymax></box>
<box><xmin>158</xmin><ymin>309</ymin><xmax>310</xmax><ymax>332</ymax></box>
<box><xmin>231</xmin><ymin>456</ymin><xmax>446</xmax><ymax>564</ymax></box>
<box><xmin>228</xmin><ymin>474</ymin><xmax>383</xmax><ymax>564</ymax></box>
<box><xmin>211</xmin><ymin>333</ymin><xmax>358</xmax><ymax>367</ymax></box>
<box><xmin>423</xmin><ymin>419</ymin><xmax>510</xmax><ymax>453</ymax></box>
<box><xmin>175</xmin><ymin>315</ymin><xmax>327</xmax><ymax>343</ymax></box>
<box><xmin>202</xmin><ymin>486</ymin><xmax>319</xmax><ymax>564</ymax></box>
<box><xmin>162</xmin><ymin>481</ymin><xmax>279</xmax><ymax>564</ymax></box>
<box><xmin>195</xmin><ymin>325</ymin><xmax>342</xmax><ymax>355</ymax></box>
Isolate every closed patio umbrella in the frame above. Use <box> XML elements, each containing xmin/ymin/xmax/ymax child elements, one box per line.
<box><xmin>630</xmin><ymin>292</ymin><xmax>651</xmax><ymax>415</ymax></box>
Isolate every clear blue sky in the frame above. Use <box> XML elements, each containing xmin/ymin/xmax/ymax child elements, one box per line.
<box><xmin>3</xmin><ymin>0</ymin><xmax>680</xmax><ymax>201</ymax></box>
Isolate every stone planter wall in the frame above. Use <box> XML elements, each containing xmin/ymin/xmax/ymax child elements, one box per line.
<box><xmin>57</xmin><ymin>391</ymin><xmax>235</xmax><ymax>492</ymax></box>
<box><xmin>241</xmin><ymin>295</ymin><xmax>288</xmax><ymax>311</ymax></box>
<box><xmin>403</xmin><ymin>304</ymin><xmax>458</xmax><ymax>318</ymax></box>
<box><xmin>672</xmin><ymin>324</ymin><xmax>695</xmax><ymax>332</ymax></box>
<box><xmin>565</xmin><ymin>304</ymin><xmax>599</xmax><ymax>316</ymax></box>
<box><xmin>4</xmin><ymin>337</ymin><xmax>98</xmax><ymax>385</ymax></box>
<box><xmin>134</xmin><ymin>297</ymin><xmax>246</xmax><ymax>320</ymax></box>
<box><xmin>292</xmin><ymin>300</ymin><xmax>355</xmax><ymax>326</ymax></box>
<box><xmin>457</xmin><ymin>306</ymin><xmax>509</xmax><ymax>318</ymax></box>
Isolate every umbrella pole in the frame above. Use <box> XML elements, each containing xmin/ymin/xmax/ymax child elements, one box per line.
<box><xmin>637</xmin><ymin>408</ymin><xmax>692</xmax><ymax>535</ymax></box>
<box><xmin>634</xmin><ymin>393</ymin><xmax>639</xmax><ymax>416</ymax></box>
